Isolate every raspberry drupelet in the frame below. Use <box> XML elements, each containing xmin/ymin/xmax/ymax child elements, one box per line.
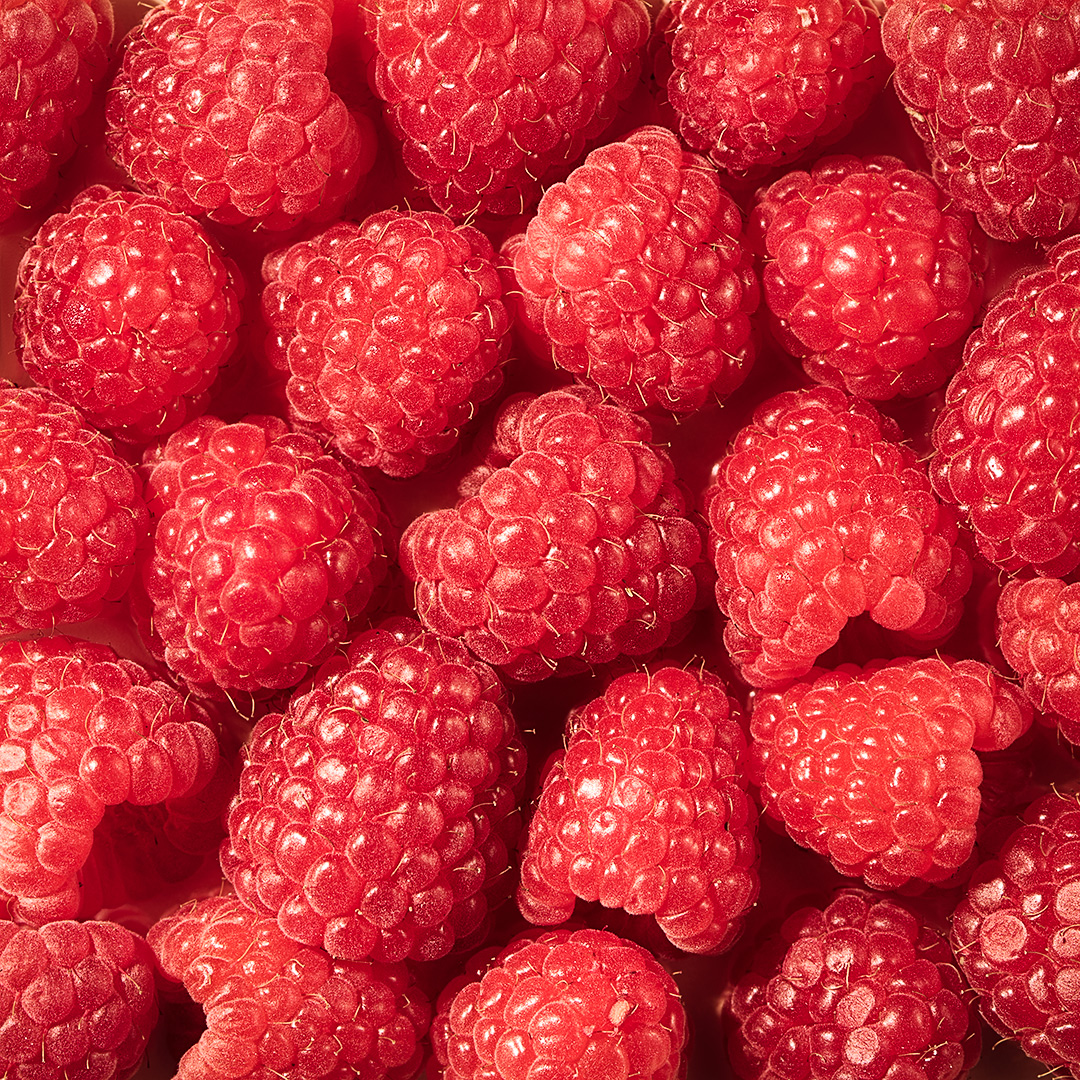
<box><xmin>429</xmin><ymin>926</ymin><xmax>689</xmax><ymax>1080</ymax></box>
<box><xmin>749</xmin><ymin>154</ymin><xmax>985</xmax><ymax>400</ymax></box>
<box><xmin>401</xmin><ymin>386</ymin><xmax>708</xmax><ymax>681</ymax></box>
<box><xmin>262</xmin><ymin>211</ymin><xmax>510</xmax><ymax>478</ymax></box>
<box><xmin>517</xmin><ymin>665</ymin><xmax>758</xmax><ymax>954</ymax></box>
<box><xmin>132</xmin><ymin>414</ymin><xmax>388</xmax><ymax>698</ymax></box>
<box><xmin>14</xmin><ymin>185</ymin><xmax>244</xmax><ymax>447</ymax></box>
<box><xmin>705</xmin><ymin>386</ymin><xmax>971</xmax><ymax>687</ymax></box>
<box><xmin>504</xmin><ymin>125</ymin><xmax>760</xmax><ymax>415</ymax></box>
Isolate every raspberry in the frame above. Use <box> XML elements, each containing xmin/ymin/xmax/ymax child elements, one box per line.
<box><xmin>727</xmin><ymin>889</ymin><xmax>982</xmax><ymax>1080</ymax></box>
<box><xmin>429</xmin><ymin>926</ymin><xmax>689</xmax><ymax>1080</ymax></box>
<box><xmin>133</xmin><ymin>413</ymin><xmax>388</xmax><ymax>698</ymax></box>
<box><xmin>517</xmin><ymin>665</ymin><xmax>758</xmax><ymax>954</ymax></box>
<box><xmin>883</xmin><ymin>0</ymin><xmax>1080</xmax><ymax>241</ymax></box>
<box><xmin>262</xmin><ymin>211</ymin><xmax>510</xmax><ymax>478</ymax></box>
<box><xmin>657</xmin><ymin>0</ymin><xmax>889</xmax><ymax>179</ymax></box>
<box><xmin>401</xmin><ymin>386</ymin><xmax>708</xmax><ymax>681</ymax></box>
<box><xmin>749</xmin><ymin>154</ymin><xmax>985</xmax><ymax>400</ymax></box>
<box><xmin>220</xmin><ymin>616</ymin><xmax>527</xmax><ymax>964</ymax></box>
<box><xmin>705</xmin><ymin>386</ymin><xmax>972</xmax><ymax>687</ymax></box>
<box><xmin>0</xmin><ymin>0</ymin><xmax>113</xmax><ymax>223</ymax></box>
<box><xmin>367</xmin><ymin>0</ymin><xmax>650</xmax><ymax>217</ymax></box>
<box><xmin>0</xmin><ymin>386</ymin><xmax>149</xmax><ymax>633</ymax></box>
<box><xmin>931</xmin><ymin>235</ymin><xmax>1080</xmax><ymax>577</ymax></box>
<box><xmin>505</xmin><ymin>125</ymin><xmax>760</xmax><ymax>415</ymax></box>
<box><xmin>750</xmin><ymin>657</ymin><xmax>1033</xmax><ymax>889</ymax></box>
<box><xmin>148</xmin><ymin>894</ymin><xmax>430</xmax><ymax>1080</ymax></box>
<box><xmin>105</xmin><ymin>0</ymin><xmax>374</xmax><ymax>232</ymax></box>
<box><xmin>0</xmin><ymin>919</ymin><xmax>158</xmax><ymax>1080</ymax></box>
<box><xmin>14</xmin><ymin>185</ymin><xmax>244</xmax><ymax>446</ymax></box>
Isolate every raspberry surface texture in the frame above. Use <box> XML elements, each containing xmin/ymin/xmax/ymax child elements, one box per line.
<box><xmin>429</xmin><ymin>926</ymin><xmax>689</xmax><ymax>1080</ymax></box>
<box><xmin>728</xmin><ymin>889</ymin><xmax>982</xmax><ymax>1080</ymax></box>
<box><xmin>505</xmin><ymin>125</ymin><xmax>760</xmax><ymax>414</ymax></box>
<box><xmin>751</xmin><ymin>657</ymin><xmax>1032</xmax><ymax>889</ymax></box>
<box><xmin>220</xmin><ymin>616</ymin><xmax>526</xmax><ymax>964</ymax></box>
<box><xmin>367</xmin><ymin>0</ymin><xmax>650</xmax><ymax>216</ymax></box>
<box><xmin>14</xmin><ymin>185</ymin><xmax>243</xmax><ymax>446</ymax></box>
<box><xmin>148</xmin><ymin>894</ymin><xmax>430</xmax><ymax>1080</ymax></box>
<box><xmin>750</xmin><ymin>154</ymin><xmax>985</xmax><ymax>400</ymax></box>
<box><xmin>105</xmin><ymin>0</ymin><xmax>373</xmax><ymax>231</ymax></box>
<box><xmin>705</xmin><ymin>386</ymin><xmax>971</xmax><ymax>687</ymax></box>
<box><xmin>262</xmin><ymin>211</ymin><xmax>510</xmax><ymax>477</ymax></box>
<box><xmin>517</xmin><ymin>664</ymin><xmax>758</xmax><ymax>953</ymax></box>
<box><xmin>401</xmin><ymin>386</ymin><xmax>707</xmax><ymax>681</ymax></box>
<box><xmin>133</xmin><ymin>414</ymin><xmax>387</xmax><ymax>697</ymax></box>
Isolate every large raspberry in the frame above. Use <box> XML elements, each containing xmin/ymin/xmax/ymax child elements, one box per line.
<box><xmin>14</xmin><ymin>185</ymin><xmax>243</xmax><ymax>446</ymax></box>
<box><xmin>430</xmin><ymin>927</ymin><xmax>689</xmax><ymax>1080</ymax></box>
<box><xmin>505</xmin><ymin>125</ymin><xmax>760</xmax><ymax>415</ymax></box>
<box><xmin>105</xmin><ymin>0</ymin><xmax>374</xmax><ymax>232</ymax></box>
<box><xmin>931</xmin><ymin>235</ymin><xmax>1080</xmax><ymax>577</ymax></box>
<box><xmin>401</xmin><ymin>386</ymin><xmax>708</xmax><ymax>681</ymax></box>
<box><xmin>367</xmin><ymin>0</ymin><xmax>650</xmax><ymax>217</ymax></box>
<box><xmin>749</xmin><ymin>154</ymin><xmax>985</xmax><ymax>400</ymax></box>
<box><xmin>133</xmin><ymin>414</ymin><xmax>388</xmax><ymax>698</ymax></box>
<box><xmin>262</xmin><ymin>212</ymin><xmax>510</xmax><ymax>478</ymax></box>
<box><xmin>751</xmin><ymin>657</ymin><xmax>1032</xmax><ymax>889</ymax></box>
<box><xmin>0</xmin><ymin>0</ymin><xmax>113</xmax><ymax>223</ymax></box>
<box><xmin>705</xmin><ymin>386</ymin><xmax>972</xmax><ymax>687</ymax></box>
<box><xmin>148</xmin><ymin>894</ymin><xmax>430</xmax><ymax>1080</ymax></box>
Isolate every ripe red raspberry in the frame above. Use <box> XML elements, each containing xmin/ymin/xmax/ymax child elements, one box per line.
<box><xmin>14</xmin><ymin>185</ymin><xmax>244</xmax><ymax>446</ymax></box>
<box><xmin>401</xmin><ymin>386</ymin><xmax>708</xmax><ymax>681</ymax></box>
<box><xmin>0</xmin><ymin>0</ymin><xmax>113</xmax><ymax>223</ymax></box>
<box><xmin>367</xmin><ymin>0</ymin><xmax>650</xmax><ymax>217</ymax></box>
<box><xmin>931</xmin><ymin>235</ymin><xmax>1080</xmax><ymax>577</ymax></box>
<box><xmin>517</xmin><ymin>665</ymin><xmax>758</xmax><ymax>954</ymax></box>
<box><xmin>262</xmin><ymin>211</ymin><xmax>510</xmax><ymax>478</ymax></box>
<box><xmin>148</xmin><ymin>894</ymin><xmax>430</xmax><ymax>1080</ymax></box>
<box><xmin>0</xmin><ymin>387</ymin><xmax>149</xmax><ymax>633</ymax></box>
<box><xmin>430</xmin><ymin>926</ymin><xmax>689</xmax><ymax>1080</ymax></box>
<box><xmin>727</xmin><ymin>889</ymin><xmax>982</xmax><ymax>1080</ymax></box>
<box><xmin>105</xmin><ymin>0</ymin><xmax>374</xmax><ymax>232</ymax></box>
<box><xmin>705</xmin><ymin>386</ymin><xmax>971</xmax><ymax>687</ymax></box>
<box><xmin>220</xmin><ymin>616</ymin><xmax>526</xmax><ymax>964</ymax></box>
<box><xmin>504</xmin><ymin>125</ymin><xmax>760</xmax><ymax>415</ymax></box>
<box><xmin>883</xmin><ymin>0</ymin><xmax>1080</xmax><ymax>241</ymax></box>
<box><xmin>749</xmin><ymin>154</ymin><xmax>985</xmax><ymax>400</ymax></box>
<box><xmin>751</xmin><ymin>657</ymin><xmax>1033</xmax><ymax>889</ymax></box>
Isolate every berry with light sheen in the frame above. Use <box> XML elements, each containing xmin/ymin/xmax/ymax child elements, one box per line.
<box><xmin>518</xmin><ymin>665</ymin><xmax>758</xmax><ymax>953</ymax></box>
<box><xmin>262</xmin><ymin>211</ymin><xmax>510</xmax><ymax>477</ymax></box>
<box><xmin>506</xmin><ymin>125</ymin><xmax>760</xmax><ymax>414</ymax></box>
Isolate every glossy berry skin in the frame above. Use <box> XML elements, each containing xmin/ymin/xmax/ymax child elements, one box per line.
<box><xmin>0</xmin><ymin>0</ymin><xmax>113</xmax><ymax>223</ymax></box>
<box><xmin>518</xmin><ymin>665</ymin><xmax>758</xmax><ymax>954</ymax></box>
<box><xmin>931</xmin><ymin>235</ymin><xmax>1080</xmax><ymax>577</ymax></box>
<box><xmin>506</xmin><ymin>126</ymin><xmax>760</xmax><ymax>414</ymax></box>
<box><xmin>430</xmin><ymin>927</ymin><xmax>689</xmax><ymax>1080</ymax></box>
<box><xmin>0</xmin><ymin>387</ymin><xmax>149</xmax><ymax>633</ymax></box>
<box><xmin>368</xmin><ymin>0</ymin><xmax>650</xmax><ymax>216</ymax></box>
<box><xmin>14</xmin><ymin>186</ymin><xmax>243</xmax><ymax>446</ymax></box>
<box><xmin>750</xmin><ymin>154</ymin><xmax>985</xmax><ymax>400</ymax></box>
<box><xmin>133</xmin><ymin>414</ymin><xmax>387</xmax><ymax>698</ymax></box>
<box><xmin>262</xmin><ymin>212</ymin><xmax>510</xmax><ymax>478</ymax></box>
<box><xmin>105</xmin><ymin>0</ymin><xmax>373</xmax><ymax>232</ymax></box>
<box><xmin>883</xmin><ymin>0</ymin><xmax>1080</xmax><ymax>241</ymax></box>
<box><xmin>148</xmin><ymin>895</ymin><xmax>430</xmax><ymax>1080</ymax></box>
<box><xmin>751</xmin><ymin>657</ymin><xmax>1032</xmax><ymax>889</ymax></box>
<box><xmin>705</xmin><ymin>386</ymin><xmax>971</xmax><ymax>688</ymax></box>
<box><xmin>220</xmin><ymin>617</ymin><xmax>526</xmax><ymax>964</ymax></box>
<box><xmin>401</xmin><ymin>386</ymin><xmax>708</xmax><ymax>681</ymax></box>
<box><xmin>728</xmin><ymin>889</ymin><xmax>981</xmax><ymax>1080</ymax></box>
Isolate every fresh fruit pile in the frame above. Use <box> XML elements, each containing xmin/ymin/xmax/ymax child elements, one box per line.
<box><xmin>3</xmin><ymin>0</ymin><xmax>1078</xmax><ymax>1077</ymax></box>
